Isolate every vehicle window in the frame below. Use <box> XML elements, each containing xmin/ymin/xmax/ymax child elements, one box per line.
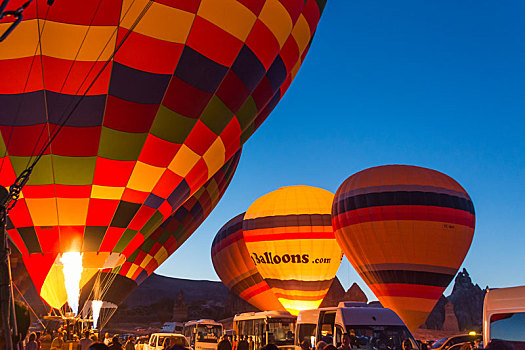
<box><xmin>432</xmin><ymin>338</ymin><xmax>447</xmax><ymax>349</ymax></box>
<box><xmin>267</xmin><ymin>319</ymin><xmax>295</xmax><ymax>346</ymax></box>
<box><xmin>150</xmin><ymin>336</ymin><xmax>156</xmax><ymax>347</ymax></box>
<box><xmin>345</xmin><ymin>325</ymin><xmax>418</xmax><ymax>350</ymax></box>
<box><xmin>196</xmin><ymin>325</ymin><xmax>222</xmax><ymax>343</ymax></box>
<box><xmin>490</xmin><ymin>312</ymin><xmax>525</xmax><ymax>349</ymax></box>
<box><xmin>297</xmin><ymin>324</ymin><xmax>317</xmax><ymax>347</ymax></box>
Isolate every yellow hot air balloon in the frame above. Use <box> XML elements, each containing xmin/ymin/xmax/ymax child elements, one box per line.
<box><xmin>243</xmin><ymin>185</ymin><xmax>343</xmax><ymax>315</ymax></box>
<box><xmin>332</xmin><ymin>165</ymin><xmax>475</xmax><ymax>331</ymax></box>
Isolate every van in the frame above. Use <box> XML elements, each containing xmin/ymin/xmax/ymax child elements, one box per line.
<box><xmin>295</xmin><ymin>302</ymin><xmax>418</xmax><ymax>350</ymax></box>
<box><xmin>483</xmin><ymin>285</ymin><xmax>525</xmax><ymax>350</ymax></box>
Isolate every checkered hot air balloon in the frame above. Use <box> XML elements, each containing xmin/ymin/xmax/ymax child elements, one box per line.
<box><xmin>0</xmin><ymin>0</ymin><xmax>326</xmax><ymax>309</ymax></box>
<box><xmin>332</xmin><ymin>165</ymin><xmax>475</xmax><ymax>331</ymax></box>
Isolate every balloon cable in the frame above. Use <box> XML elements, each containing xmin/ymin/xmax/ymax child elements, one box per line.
<box><xmin>12</xmin><ymin>282</ymin><xmax>46</xmax><ymax>329</ymax></box>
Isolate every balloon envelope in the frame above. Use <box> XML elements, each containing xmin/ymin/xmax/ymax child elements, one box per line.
<box><xmin>0</xmin><ymin>0</ymin><xmax>326</xmax><ymax>307</ymax></box>
<box><xmin>211</xmin><ymin>212</ymin><xmax>285</xmax><ymax>312</ymax></box>
<box><xmin>243</xmin><ymin>185</ymin><xmax>342</xmax><ymax>315</ymax></box>
<box><xmin>332</xmin><ymin>165</ymin><xmax>475</xmax><ymax>331</ymax></box>
<box><xmin>80</xmin><ymin>150</ymin><xmax>241</xmax><ymax>309</ymax></box>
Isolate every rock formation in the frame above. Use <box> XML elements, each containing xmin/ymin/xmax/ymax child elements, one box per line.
<box><xmin>342</xmin><ymin>283</ymin><xmax>368</xmax><ymax>303</ymax></box>
<box><xmin>172</xmin><ymin>290</ymin><xmax>188</xmax><ymax>322</ymax></box>
<box><xmin>320</xmin><ymin>278</ymin><xmax>346</xmax><ymax>307</ymax></box>
<box><xmin>448</xmin><ymin>268</ymin><xmax>485</xmax><ymax>331</ymax></box>
<box><xmin>424</xmin><ymin>295</ymin><xmax>447</xmax><ymax>329</ymax></box>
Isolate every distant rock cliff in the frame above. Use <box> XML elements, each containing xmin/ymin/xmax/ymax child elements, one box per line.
<box><xmin>448</xmin><ymin>268</ymin><xmax>485</xmax><ymax>331</ymax></box>
<box><xmin>423</xmin><ymin>268</ymin><xmax>485</xmax><ymax>331</ymax></box>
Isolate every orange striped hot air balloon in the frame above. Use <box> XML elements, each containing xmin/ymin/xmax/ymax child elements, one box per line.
<box><xmin>211</xmin><ymin>213</ymin><xmax>284</xmax><ymax>311</ymax></box>
<box><xmin>243</xmin><ymin>185</ymin><xmax>343</xmax><ymax>315</ymax></box>
<box><xmin>332</xmin><ymin>165</ymin><xmax>475</xmax><ymax>331</ymax></box>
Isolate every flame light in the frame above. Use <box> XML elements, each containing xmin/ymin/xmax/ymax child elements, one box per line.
<box><xmin>92</xmin><ymin>300</ymin><xmax>103</xmax><ymax>328</ymax></box>
<box><xmin>60</xmin><ymin>252</ymin><xmax>83</xmax><ymax>315</ymax></box>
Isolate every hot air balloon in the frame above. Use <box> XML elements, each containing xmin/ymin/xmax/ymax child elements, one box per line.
<box><xmin>212</xmin><ymin>213</ymin><xmax>285</xmax><ymax>312</ymax></box>
<box><xmin>79</xmin><ymin>151</ymin><xmax>241</xmax><ymax>328</ymax></box>
<box><xmin>242</xmin><ymin>185</ymin><xmax>343</xmax><ymax>315</ymax></box>
<box><xmin>332</xmin><ymin>165</ymin><xmax>475</xmax><ymax>331</ymax></box>
<box><xmin>0</xmin><ymin>0</ymin><xmax>326</xmax><ymax>311</ymax></box>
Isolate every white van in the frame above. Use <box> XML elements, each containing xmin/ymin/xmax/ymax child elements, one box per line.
<box><xmin>183</xmin><ymin>319</ymin><xmax>223</xmax><ymax>350</ymax></box>
<box><xmin>483</xmin><ymin>285</ymin><xmax>525</xmax><ymax>349</ymax></box>
<box><xmin>146</xmin><ymin>333</ymin><xmax>190</xmax><ymax>350</ymax></box>
<box><xmin>295</xmin><ymin>302</ymin><xmax>418</xmax><ymax>350</ymax></box>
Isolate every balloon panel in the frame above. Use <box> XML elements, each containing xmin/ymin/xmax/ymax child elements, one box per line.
<box><xmin>80</xmin><ymin>151</ymin><xmax>241</xmax><ymax>307</ymax></box>
<box><xmin>211</xmin><ymin>213</ymin><xmax>284</xmax><ymax>311</ymax></box>
<box><xmin>332</xmin><ymin>165</ymin><xmax>475</xmax><ymax>331</ymax></box>
<box><xmin>0</xmin><ymin>0</ymin><xmax>326</xmax><ymax>305</ymax></box>
<box><xmin>243</xmin><ymin>185</ymin><xmax>342</xmax><ymax>315</ymax></box>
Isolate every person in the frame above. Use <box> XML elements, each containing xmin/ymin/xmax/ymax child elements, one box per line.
<box><xmin>80</xmin><ymin>331</ymin><xmax>93</xmax><ymax>350</ymax></box>
<box><xmin>402</xmin><ymin>339</ymin><xmax>412</xmax><ymax>350</ymax></box>
<box><xmin>261</xmin><ymin>344</ymin><xmax>279</xmax><ymax>350</ymax></box>
<box><xmin>460</xmin><ymin>343</ymin><xmax>472</xmax><ymax>350</ymax></box>
<box><xmin>90</xmin><ymin>343</ymin><xmax>110</xmax><ymax>350</ymax></box>
<box><xmin>104</xmin><ymin>334</ymin><xmax>111</xmax><ymax>346</ymax></box>
<box><xmin>218</xmin><ymin>335</ymin><xmax>232</xmax><ymax>350</ymax></box>
<box><xmin>35</xmin><ymin>332</ymin><xmax>42</xmax><ymax>350</ymax></box>
<box><xmin>247</xmin><ymin>337</ymin><xmax>254</xmax><ymax>350</ymax></box>
<box><xmin>124</xmin><ymin>336</ymin><xmax>135</xmax><ymax>350</ymax></box>
<box><xmin>109</xmin><ymin>336</ymin><xmax>122</xmax><ymax>350</ymax></box>
<box><xmin>338</xmin><ymin>334</ymin><xmax>352</xmax><ymax>350</ymax></box>
<box><xmin>237</xmin><ymin>336</ymin><xmax>249</xmax><ymax>350</ymax></box>
<box><xmin>232</xmin><ymin>336</ymin><xmax>238</xmax><ymax>350</ymax></box>
<box><xmin>324</xmin><ymin>345</ymin><xmax>337</xmax><ymax>350</ymax></box>
<box><xmin>473</xmin><ymin>339</ymin><xmax>482</xmax><ymax>350</ymax></box>
<box><xmin>26</xmin><ymin>333</ymin><xmax>38</xmax><ymax>350</ymax></box>
<box><xmin>316</xmin><ymin>341</ymin><xmax>327</xmax><ymax>350</ymax></box>
<box><xmin>484</xmin><ymin>340</ymin><xmax>515</xmax><ymax>350</ymax></box>
<box><xmin>300</xmin><ymin>340</ymin><xmax>311</xmax><ymax>350</ymax></box>
<box><xmin>91</xmin><ymin>335</ymin><xmax>99</xmax><ymax>343</ymax></box>
<box><xmin>50</xmin><ymin>332</ymin><xmax>64</xmax><ymax>350</ymax></box>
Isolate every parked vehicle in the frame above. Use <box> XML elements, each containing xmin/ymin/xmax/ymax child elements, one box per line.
<box><xmin>146</xmin><ymin>333</ymin><xmax>189</xmax><ymax>350</ymax></box>
<box><xmin>233</xmin><ymin>311</ymin><xmax>296</xmax><ymax>350</ymax></box>
<box><xmin>183</xmin><ymin>319</ymin><xmax>223</xmax><ymax>350</ymax></box>
<box><xmin>431</xmin><ymin>334</ymin><xmax>482</xmax><ymax>350</ymax></box>
<box><xmin>483</xmin><ymin>285</ymin><xmax>525</xmax><ymax>350</ymax></box>
<box><xmin>295</xmin><ymin>302</ymin><xmax>418</xmax><ymax>350</ymax></box>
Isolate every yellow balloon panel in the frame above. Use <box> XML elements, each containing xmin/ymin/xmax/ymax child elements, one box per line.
<box><xmin>243</xmin><ymin>186</ymin><xmax>342</xmax><ymax>315</ymax></box>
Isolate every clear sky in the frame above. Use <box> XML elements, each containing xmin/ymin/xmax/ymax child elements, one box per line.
<box><xmin>157</xmin><ymin>0</ymin><xmax>525</xmax><ymax>300</ymax></box>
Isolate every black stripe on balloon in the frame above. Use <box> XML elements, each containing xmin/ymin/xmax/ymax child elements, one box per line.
<box><xmin>361</xmin><ymin>270</ymin><xmax>455</xmax><ymax>288</ymax></box>
<box><xmin>211</xmin><ymin>213</ymin><xmax>244</xmax><ymax>248</ymax></box>
<box><xmin>265</xmin><ymin>278</ymin><xmax>333</xmax><ymax>291</ymax></box>
<box><xmin>334</xmin><ymin>191</ymin><xmax>474</xmax><ymax>215</ymax></box>
<box><xmin>230</xmin><ymin>272</ymin><xmax>264</xmax><ymax>295</ymax></box>
<box><xmin>243</xmin><ymin>214</ymin><xmax>332</xmax><ymax>231</ymax></box>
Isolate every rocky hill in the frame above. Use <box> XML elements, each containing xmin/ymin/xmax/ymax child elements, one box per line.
<box><xmin>84</xmin><ymin>269</ymin><xmax>486</xmax><ymax>331</ymax></box>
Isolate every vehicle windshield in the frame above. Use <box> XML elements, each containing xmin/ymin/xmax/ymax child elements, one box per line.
<box><xmin>432</xmin><ymin>338</ymin><xmax>448</xmax><ymax>349</ymax></box>
<box><xmin>160</xmin><ymin>336</ymin><xmax>188</xmax><ymax>348</ymax></box>
<box><xmin>490</xmin><ymin>312</ymin><xmax>525</xmax><ymax>350</ymax></box>
<box><xmin>345</xmin><ymin>325</ymin><xmax>418</xmax><ymax>350</ymax></box>
<box><xmin>196</xmin><ymin>325</ymin><xmax>222</xmax><ymax>343</ymax></box>
<box><xmin>267</xmin><ymin>318</ymin><xmax>295</xmax><ymax>346</ymax></box>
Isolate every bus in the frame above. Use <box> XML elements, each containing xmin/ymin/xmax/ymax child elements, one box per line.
<box><xmin>295</xmin><ymin>302</ymin><xmax>418</xmax><ymax>350</ymax></box>
<box><xmin>483</xmin><ymin>285</ymin><xmax>525</xmax><ymax>350</ymax></box>
<box><xmin>183</xmin><ymin>319</ymin><xmax>223</xmax><ymax>350</ymax></box>
<box><xmin>233</xmin><ymin>311</ymin><xmax>296</xmax><ymax>350</ymax></box>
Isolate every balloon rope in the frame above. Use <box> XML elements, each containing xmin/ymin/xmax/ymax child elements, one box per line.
<box><xmin>12</xmin><ymin>282</ymin><xmax>46</xmax><ymax>329</ymax></box>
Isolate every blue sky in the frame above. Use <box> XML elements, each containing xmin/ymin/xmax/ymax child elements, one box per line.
<box><xmin>157</xmin><ymin>1</ymin><xmax>525</xmax><ymax>300</ymax></box>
